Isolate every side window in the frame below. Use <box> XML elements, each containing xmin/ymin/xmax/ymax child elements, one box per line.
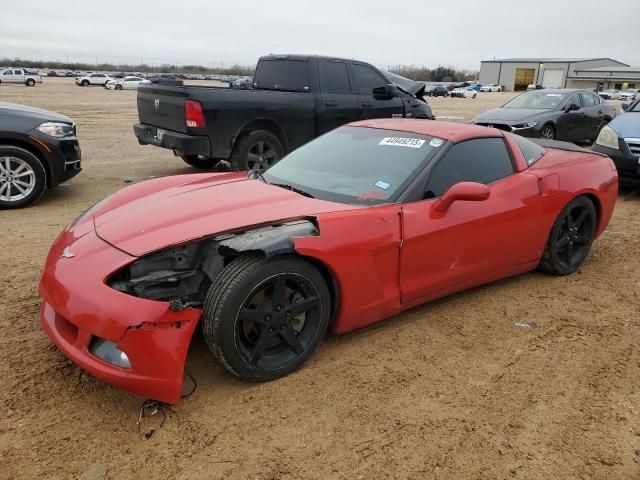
<box><xmin>506</xmin><ymin>133</ymin><xmax>545</xmax><ymax>166</ymax></box>
<box><xmin>567</xmin><ymin>94</ymin><xmax>582</xmax><ymax>108</ymax></box>
<box><xmin>3</xmin><ymin>70</ymin><xmax>12</xmax><ymax>76</ymax></box>
<box><xmin>15</xmin><ymin>69</ymin><xmax>23</xmax><ymax>75</ymax></box>
<box><xmin>351</xmin><ymin>63</ymin><xmax>388</xmax><ymax>95</ymax></box>
<box><xmin>323</xmin><ymin>61</ymin><xmax>351</xmax><ymax>94</ymax></box>
<box><xmin>591</xmin><ymin>93</ymin><xmax>601</xmax><ymax>105</ymax></box>
<box><xmin>425</xmin><ymin>138</ymin><xmax>514</xmax><ymax>198</ymax></box>
<box><xmin>580</xmin><ymin>93</ymin><xmax>596</xmax><ymax>107</ymax></box>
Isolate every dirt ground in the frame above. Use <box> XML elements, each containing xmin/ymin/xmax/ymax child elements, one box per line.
<box><xmin>1</xmin><ymin>78</ymin><xmax>639</xmax><ymax>480</ymax></box>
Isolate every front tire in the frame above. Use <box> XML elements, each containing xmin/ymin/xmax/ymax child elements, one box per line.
<box><xmin>115</xmin><ymin>84</ymin><xmax>122</xmax><ymax>90</ymax></box>
<box><xmin>202</xmin><ymin>254</ymin><xmax>331</xmax><ymax>381</ymax></box>
<box><xmin>180</xmin><ymin>155</ymin><xmax>220</xmax><ymax>169</ymax></box>
<box><xmin>540</xmin><ymin>124</ymin><xmax>556</xmax><ymax>140</ymax></box>
<box><xmin>0</xmin><ymin>146</ymin><xmax>47</xmax><ymax>209</ymax></box>
<box><xmin>81</xmin><ymin>80</ymin><xmax>89</xmax><ymax>86</ymax></box>
<box><xmin>229</xmin><ymin>129</ymin><xmax>284</xmax><ymax>171</ymax></box>
<box><xmin>538</xmin><ymin>196</ymin><xmax>597</xmax><ymax>275</ymax></box>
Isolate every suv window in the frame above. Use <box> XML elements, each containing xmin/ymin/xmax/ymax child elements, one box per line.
<box><xmin>425</xmin><ymin>138</ymin><xmax>514</xmax><ymax>198</ymax></box>
<box><xmin>580</xmin><ymin>93</ymin><xmax>597</xmax><ymax>107</ymax></box>
<box><xmin>505</xmin><ymin>133</ymin><xmax>546</xmax><ymax>166</ymax></box>
<box><xmin>351</xmin><ymin>63</ymin><xmax>388</xmax><ymax>95</ymax></box>
<box><xmin>254</xmin><ymin>59</ymin><xmax>310</xmax><ymax>92</ymax></box>
<box><xmin>323</xmin><ymin>61</ymin><xmax>351</xmax><ymax>94</ymax></box>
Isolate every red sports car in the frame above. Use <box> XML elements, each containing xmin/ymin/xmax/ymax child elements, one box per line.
<box><xmin>39</xmin><ymin>120</ymin><xmax>618</xmax><ymax>403</ymax></box>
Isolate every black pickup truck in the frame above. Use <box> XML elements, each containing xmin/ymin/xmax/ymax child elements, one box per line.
<box><xmin>133</xmin><ymin>54</ymin><xmax>434</xmax><ymax>170</ymax></box>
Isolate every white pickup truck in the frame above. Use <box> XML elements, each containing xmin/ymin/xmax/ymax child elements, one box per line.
<box><xmin>0</xmin><ymin>68</ymin><xmax>43</xmax><ymax>86</ymax></box>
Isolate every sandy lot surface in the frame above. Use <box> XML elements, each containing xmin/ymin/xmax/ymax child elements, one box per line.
<box><xmin>1</xmin><ymin>78</ymin><xmax>639</xmax><ymax>480</ymax></box>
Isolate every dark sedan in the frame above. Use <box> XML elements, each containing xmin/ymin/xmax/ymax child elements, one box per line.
<box><xmin>592</xmin><ymin>97</ymin><xmax>640</xmax><ymax>184</ymax></box>
<box><xmin>0</xmin><ymin>102</ymin><xmax>81</xmax><ymax>208</ymax></box>
<box><xmin>473</xmin><ymin>89</ymin><xmax>616</xmax><ymax>142</ymax></box>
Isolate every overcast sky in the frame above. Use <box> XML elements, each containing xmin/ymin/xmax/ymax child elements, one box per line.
<box><xmin>2</xmin><ymin>0</ymin><xmax>639</xmax><ymax>70</ymax></box>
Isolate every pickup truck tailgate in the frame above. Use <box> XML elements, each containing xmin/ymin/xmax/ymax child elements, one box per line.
<box><xmin>137</xmin><ymin>86</ymin><xmax>187</xmax><ymax>133</ymax></box>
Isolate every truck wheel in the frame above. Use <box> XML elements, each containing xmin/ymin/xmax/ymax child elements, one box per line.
<box><xmin>26</xmin><ymin>79</ymin><xmax>35</xmax><ymax>87</ymax></box>
<box><xmin>180</xmin><ymin>155</ymin><xmax>220</xmax><ymax>169</ymax></box>
<box><xmin>0</xmin><ymin>146</ymin><xmax>47</xmax><ymax>209</ymax></box>
<box><xmin>230</xmin><ymin>130</ymin><xmax>284</xmax><ymax>171</ymax></box>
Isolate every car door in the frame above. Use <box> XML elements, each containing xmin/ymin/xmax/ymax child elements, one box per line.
<box><xmin>12</xmin><ymin>69</ymin><xmax>24</xmax><ymax>83</ymax></box>
<box><xmin>580</xmin><ymin>92</ymin><xmax>606</xmax><ymax>139</ymax></box>
<box><xmin>350</xmin><ymin>62</ymin><xmax>404</xmax><ymax>120</ymax></box>
<box><xmin>557</xmin><ymin>93</ymin><xmax>589</xmax><ymax>141</ymax></box>
<box><xmin>317</xmin><ymin>60</ymin><xmax>359</xmax><ymax>135</ymax></box>
<box><xmin>399</xmin><ymin>137</ymin><xmax>542</xmax><ymax>304</ymax></box>
<box><xmin>90</xmin><ymin>74</ymin><xmax>103</xmax><ymax>85</ymax></box>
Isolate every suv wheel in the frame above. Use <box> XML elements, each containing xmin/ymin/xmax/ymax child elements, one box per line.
<box><xmin>0</xmin><ymin>146</ymin><xmax>47</xmax><ymax>209</ymax></box>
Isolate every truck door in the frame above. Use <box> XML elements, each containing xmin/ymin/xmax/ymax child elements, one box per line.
<box><xmin>317</xmin><ymin>60</ymin><xmax>359</xmax><ymax>135</ymax></box>
<box><xmin>2</xmin><ymin>69</ymin><xmax>16</xmax><ymax>83</ymax></box>
<box><xmin>350</xmin><ymin>62</ymin><xmax>404</xmax><ymax>120</ymax></box>
<box><xmin>12</xmin><ymin>69</ymin><xmax>23</xmax><ymax>83</ymax></box>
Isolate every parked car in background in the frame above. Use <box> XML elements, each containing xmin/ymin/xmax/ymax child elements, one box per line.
<box><xmin>526</xmin><ymin>84</ymin><xmax>544</xmax><ymax>91</ymax></box>
<box><xmin>0</xmin><ymin>101</ymin><xmax>81</xmax><ymax>208</ymax></box>
<box><xmin>429</xmin><ymin>85</ymin><xmax>449</xmax><ymax>97</ymax></box>
<box><xmin>39</xmin><ymin>119</ymin><xmax>618</xmax><ymax>403</ymax></box>
<box><xmin>0</xmin><ymin>68</ymin><xmax>43</xmax><ymax>87</ymax></box>
<box><xmin>592</xmin><ymin>97</ymin><xmax>640</xmax><ymax>183</ymax></box>
<box><xmin>134</xmin><ymin>54</ymin><xmax>434</xmax><ymax>170</ymax></box>
<box><xmin>480</xmin><ymin>84</ymin><xmax>503</xmax><ymax>92</ymax></box>
<box><xmin>450</xmin><ymin>86</ymin><xmax>478</xmax><ymax>98</ymax></box>
<box><xmin>105</xmin><ymin>76</ymin><xmax>145</xmax><ymax>90</ymax></box>
<box><xmin>473</xmin><ymin>89</ymin><xmax>616</xmax><ymax>141</ymax></box>
<box><xmin>141</xmin><ymin>73</ymin><xmax>183</xmax><ymax>86</ymax></box>
<box><xmin>75</xmin><ymin>73</ymin><xmax>112</xmax><ymax>86</ymax></box>
<box><xmin>619</xmin><ymin>89</ymin><xmax>638</xmax><ymax>101</ymax></box>
<box><xmin>598</xmin><ymin>89</ymin><xmax>621</xmax><ymax>100</ymax></box>
<box><xmin>229</xmin><ymin>76</ymin><xmax>253</xmax><ymax>89</ymax></box>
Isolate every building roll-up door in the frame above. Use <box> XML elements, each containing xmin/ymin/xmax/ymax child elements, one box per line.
<box><xmin>542</xmin><ymin>69</ymin><xmax>564</xmax><ymax>88</ymax></box>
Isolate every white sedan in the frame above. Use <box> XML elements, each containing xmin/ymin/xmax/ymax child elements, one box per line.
<box><xmin>480</xmin><ymin>83</ymin><xmax>503</xmax><ymax>92</ymax></box>
<box><xmin>450</xmin><ymin>86</ymin><xmax>478</xmax><ymax>98</ymax></box>
<box><xmin>598</xmin><ymin>89</ymin><xmax>621</xmax><ymax>100</ymax></box>
<box><xmin>105</xmin><ymin>76</ymin><xmax>145</xmax><ymax>90</ymax></box>
<box><xmin>619</xmin><ymin>89</ymin><xmax>638</xmax><ymax>101</ymax></box>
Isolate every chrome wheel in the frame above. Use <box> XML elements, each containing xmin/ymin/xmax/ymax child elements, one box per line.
<box><xmin>0</xmin><ymin>156</ymin><xmax>37</xmax><ymax>202</ymax></box>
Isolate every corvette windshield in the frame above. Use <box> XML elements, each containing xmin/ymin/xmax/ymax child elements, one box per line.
<box><xmin>503</xmin><ymin>91</ymin><xmax>568</xmax><ymax>109</ymax></box>
<box><xmin>263</xmin><ymin>126</ymin><xmax>442</xmax><ymax>205</ymax></box>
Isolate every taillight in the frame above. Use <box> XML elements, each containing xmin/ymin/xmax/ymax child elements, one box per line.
<box><xmin>185</xmin><ymin>99</ymin><xmax>205</xmax><ymax>129</ymax></box>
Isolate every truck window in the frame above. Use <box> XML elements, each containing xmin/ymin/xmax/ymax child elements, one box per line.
<box><xmin>351</xmin><ymin>63</ymin><xmax>388</xmax><ymax>95</ymax></box>
<box><xmin>324</xmin><ymin>61</ymin><xmax>351</xmax><ymax>94</ymax></box>
<box><xmin>254</xmin><ymin>60</ymin><xmax>310</xmax><ymax>92</ymax></box>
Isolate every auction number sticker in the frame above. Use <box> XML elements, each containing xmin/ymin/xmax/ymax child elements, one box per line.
<box><xmin>379</xmin><ymin>137</ymin><xmax>425</xmax><ymax>148</ymax></box>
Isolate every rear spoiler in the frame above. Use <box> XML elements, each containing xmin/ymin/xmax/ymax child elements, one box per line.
<box><xmin>531</xmin><ymin>139</ymin><xmax>608</xmax><ymax>157</ymax></box>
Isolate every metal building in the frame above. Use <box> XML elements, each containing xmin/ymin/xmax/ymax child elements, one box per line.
<box><xmin>478</xmin><ymin>58</ymin><xmax>629</xmax><ymax>91</ymax></box>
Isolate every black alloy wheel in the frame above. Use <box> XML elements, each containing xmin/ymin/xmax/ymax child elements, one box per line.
<box><xmin>203</xmin><ymin>255</ymin><xmax>330</xmax><ymax>380</ymax></box>
<box><xmin>539</xmin><ymin>196</ymin><xmax>597</xmax><ymax>275</ymax></box>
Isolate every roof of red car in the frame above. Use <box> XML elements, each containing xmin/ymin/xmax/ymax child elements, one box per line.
<box><xmin>349</xmin><ymin>119</ymin><xmax>501</xmax><ymax>142</ymax></box>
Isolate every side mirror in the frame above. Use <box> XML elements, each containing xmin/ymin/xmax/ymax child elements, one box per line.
<box><xmin>622</xmin><ymin>102</ymin><xmax>630</xmax><ymax>111</ymax></box>
<box><xmin>433</xmin><ymin>182</ymin><xmax>490</xmax><ymax>212</ymax></box>
<box><xmin>372</xmin><ymin>84</ymin><xmax>398</xmax><ymax>100</ymax></box>
<box><xmin>565</xmin><ymin>103</ymin><xmax>580</xmax><ymax>112</ymax></box>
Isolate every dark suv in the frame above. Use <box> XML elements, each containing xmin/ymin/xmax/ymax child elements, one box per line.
<box><xmin>0</xmin><ymin>102</ymin><xmax>81</xmax><ymax>208</ymax></box>
<box><xmin>429</xmin><ymin>85</ymin><xmax>449</xmax><ymax>97</ymax></box>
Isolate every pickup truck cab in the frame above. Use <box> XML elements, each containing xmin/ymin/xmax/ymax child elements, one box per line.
<box><xmin>0</xmin><ymin>68</ymin><xmax>43</xmax><ymax>87</ymax></box>
<box><xmin>134</xmin><ymin>54</ymin><xmax>434</xmax><ymax>170</ymax></box>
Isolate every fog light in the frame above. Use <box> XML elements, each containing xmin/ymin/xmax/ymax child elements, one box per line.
<box><xmin>89</xmin><ymin>337</ymin><xmax>131</xmax><ymax>369</ymax></box>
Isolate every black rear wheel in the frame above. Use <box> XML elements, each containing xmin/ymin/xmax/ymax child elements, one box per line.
<box><xmin>229</xmin><ymin>130</ymin><xmax>284</xmax><ymax>172</ymax></box>
<box><xmin>180</xmin><ymin>155</ymin><xmax>220</xmax><ymax>169</ymax></box>
<box><xmin>202</xmin><ymin>254</ymin><xmax>331</xmax><ymax>381</ymax></box>
<box><xmin>538</xmin><ymin>196</ymin><xmax>597</xmax><ymax>275</ymax></box>
<box><xmin>26</xmin><ymin>79</ymin><xmax>35</xmax><ymax>87</ymax></box>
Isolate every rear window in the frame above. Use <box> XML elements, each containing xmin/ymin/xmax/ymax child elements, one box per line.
<box><xmin>254</xmin><ymin>59</ymin><xmax>310</xmax><ymax>92</ymax></box>
<box><xmin>506</xmin><ymin>133</ymin><xmax>546</xmax><ymax>166</ymax></box>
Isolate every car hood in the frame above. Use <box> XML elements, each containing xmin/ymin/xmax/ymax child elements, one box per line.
<box><xmin>0</xmin><ymin>101</ymin><xmax>73</xmax><ymax>124</ymax></box>
<box><xmin>93</xmin><ymin>172</ymin><xmax>355</xmax><ymax>257</ymax></box>
<box><xmin>474</xmin><ymin>108</ymin><xmax>551</xmax><ymax>123</ymax></box>
<box><xmin>608</xmin><ymin>112</ymin><xmax>640</xmax><ymax>138</ymax></box>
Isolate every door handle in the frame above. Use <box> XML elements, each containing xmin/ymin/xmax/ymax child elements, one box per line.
<box><xmin>361</xmin><ymin>102</ymin><xmax>373</xmax><ymax>108</ymax></box>
<box><xmin>324</xmin><ymin>101</ymin><xmax>337</xmax><ymax>107</ymax></box>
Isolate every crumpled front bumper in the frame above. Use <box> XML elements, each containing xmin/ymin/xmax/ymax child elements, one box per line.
<box><xmin>39</xmin><ymin>225</ymin><xmax>202</xmax><ymax>403</ymax></box>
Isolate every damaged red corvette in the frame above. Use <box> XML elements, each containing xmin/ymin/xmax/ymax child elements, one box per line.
<box><xmin>39</xmin><ymin>119</ymin><xmax>618</xmax><ymax>403</ymax></box>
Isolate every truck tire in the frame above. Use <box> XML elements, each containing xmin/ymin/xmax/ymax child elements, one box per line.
<box><xmin>26</xmin><ymin>78</ymin><xmax>35</xmax><ymax>87</ymax></box>
<box><xmin>0</xmin><ymin>146</ymin><xmax>47</xmax><ymax>209</ymax></box>
<box><xmin>229</xmin><ymin>130</ymin><xmax>284</xmax><ymax>171</ymax></box>
<box><xmin>180</xmin><ymin>155</ymin><xmax>220</xmax><ymax>169</ymax></box>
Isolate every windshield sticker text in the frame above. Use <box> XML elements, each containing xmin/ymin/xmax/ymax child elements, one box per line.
<box><xmin>379</xmin><ymin>137</ymin><xmax>425</xmax><ymax>148</ymax></box>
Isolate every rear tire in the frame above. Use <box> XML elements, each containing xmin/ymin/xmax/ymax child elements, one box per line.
<box><xmin>0</xmin><ymin>146</ymin><xmax>47</xmax><ymax>209</ymax></box>
<box><xmin>26</xmin><ymin>79</ymin><xmax>35</xmax><ymax>87</ymax></box>
<box><xmin>202</xmin><ymin>254</ymin><xmax>331</xmax><ymax>381</ymax></box>
<box><xmin>538</xmin><ymin>196</ymin><xmax>597</xmax><ymax>275</ymax></box>
<box><xmin>180</xmin><ymin>155</ymin><xmax>220</xmax><ymax>169</ymax></box>
<box><xmin>229</xmin><ymin>129</ymin><xmax>284</xmax><ymax>171</ymax></box>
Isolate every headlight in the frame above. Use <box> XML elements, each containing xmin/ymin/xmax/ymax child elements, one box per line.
<box><xmin>513</xmin><ymin>122</ymin><xmax>538</xmax><ymax>129</ymax></box>
<box><xmin>36</xmin><ymin>121</ymin><xmax>74</xmax><ymax>138</ymax></box>
<box><xmin>595</xmin><ymin>126</ymin><xmax>619</xmax><ymax>150</ymax></box>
